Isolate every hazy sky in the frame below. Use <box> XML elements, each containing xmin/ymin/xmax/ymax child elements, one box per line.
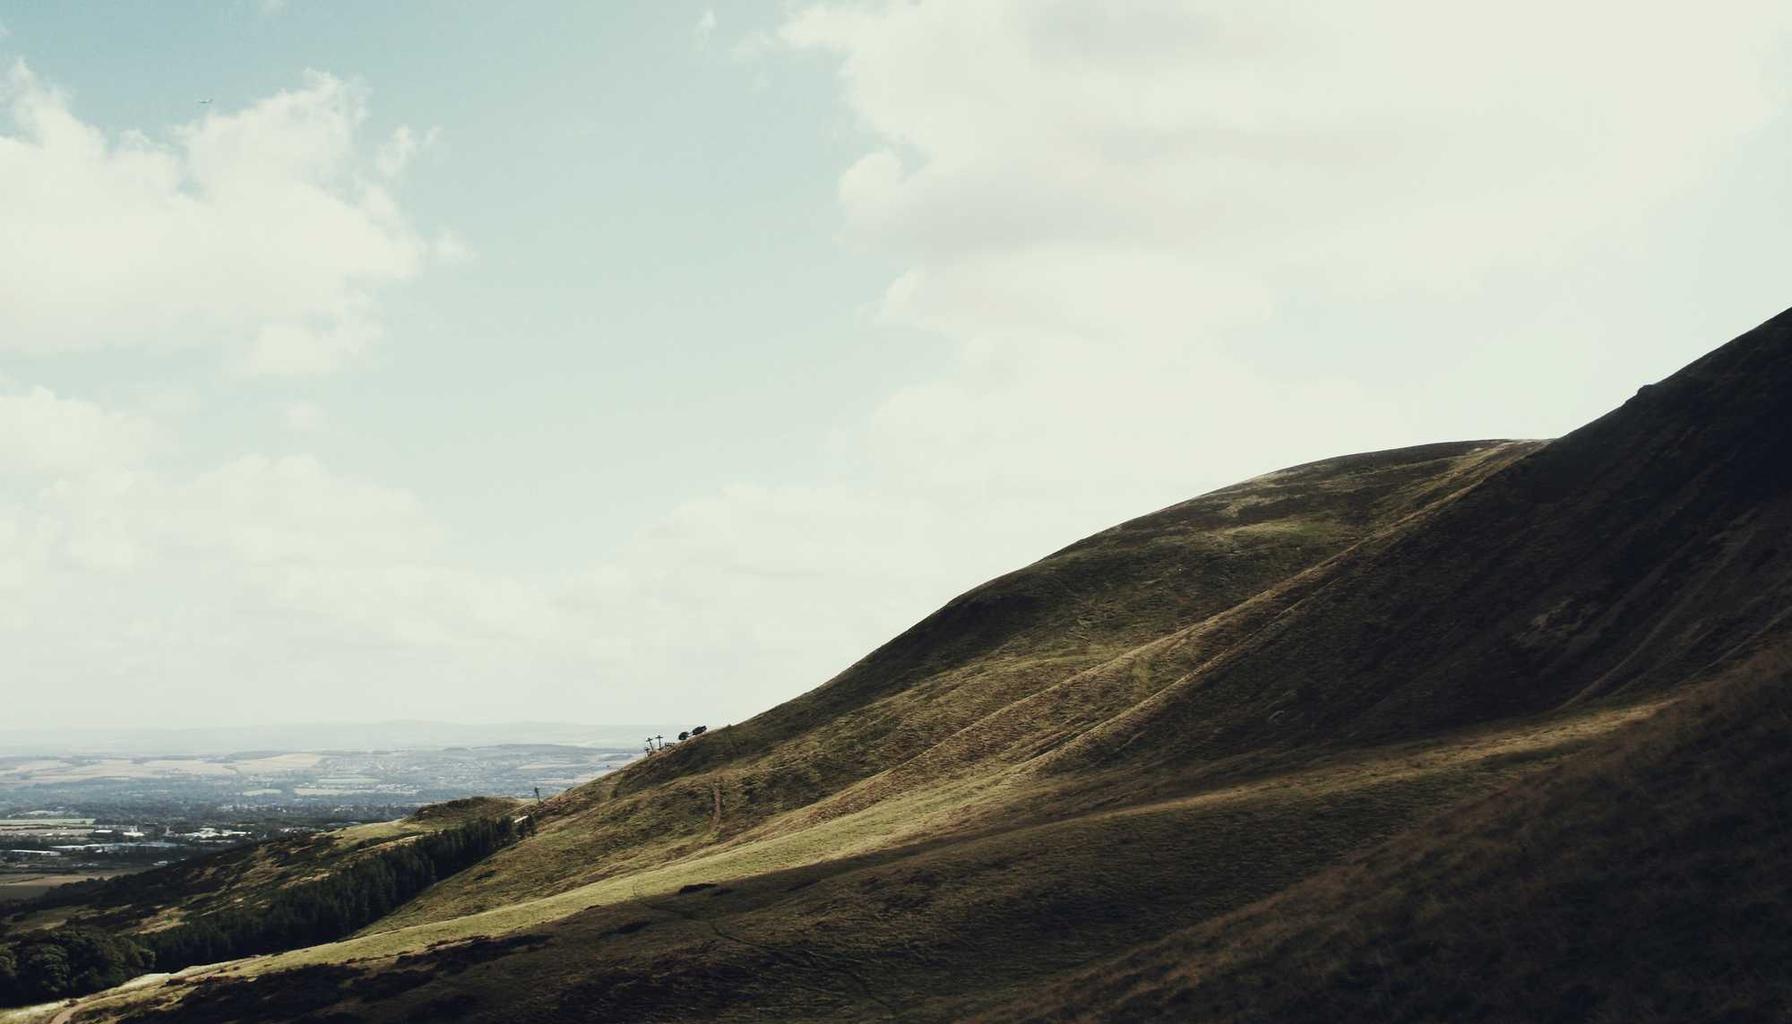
<box><xmin>3</xmin><ymin>2</ymin><xmax>1790</xmax><ymax>730</ymax></box>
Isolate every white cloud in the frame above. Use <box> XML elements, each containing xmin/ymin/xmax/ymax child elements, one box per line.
<box><xmin>0</xmin><ymin>386</ymin><xmax>616</xmax><ymax>725</ymax></box>
<box><xmin>240</xmin><ymin>314</ymin><xmax>381</xmax><ymax>377</ymax></box>
<box><xmin>744</xmin><ymin>0</ymin><xmax>1792</xmax><ymax>516</ymax></box>
<box><xmin>695</xmin><ymin>9</ymin><xmax>718</xmax><ymax>47</ymax></box>
<box><xmin>9</xmin><ymin>5</ymin><xmax>1792</xmax><ymax>730</ymax></box>
<box><xmin>281</xmin><ymin>401</ymin><xmax>326</xmax><ymax>434</ymax></box>
<box><xmin>786</xmin><ymin>0</ymin><xmax>1788</xmax><ymax>323</ymax></box>
<box><xmin>573</xmin><ymin>0</ymin><xmax>1792</xmax><ymax>719</ymax></box>
<box><xmin>432</xmin><ymin>227</ymin><xmax>475</xmax><ymax>266</ymax></box>
<box><xmin>0</xmin><ymin>63</ymin><xmax>438</xmax><ymax>375</ymax></box>
<box><xmin>0</xmin><ymin>377</ymin><xmax>977</xmax><ymax>725</ymax></box>
<box><xmin>567</xmin><ymin>483</ymin><xmax>969</xmax><ymax>711</ymax></box>
<box><xmin>374</xmin><ymin>124</ymin><xmax>438</xmax><ymax>180</ymax></box>
<box><xmin>0</xmin><ymin>385</ymin><xmax>159</xmax><ymax>477</ymax></box>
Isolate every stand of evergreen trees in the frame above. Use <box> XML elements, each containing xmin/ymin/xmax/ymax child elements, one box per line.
<box><xmin>0</xmin><ymin>928</ymin><xmax>152</xmax><ymax>1006</ymax></box>
<box><xmin>0</xmin><ymin>813</ymin><xmax>533</xmax><ymax>1008</ymax></box>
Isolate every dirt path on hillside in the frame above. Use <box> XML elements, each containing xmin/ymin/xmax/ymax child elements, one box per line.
<box><xmin>44</xmin><ymin>971</ymin><xmax>170</xmax><ymax>1024</ymax></box>
<box><xmin>35</xmin><ymin>957</ymin><xmax>253</xmax><ymax>1024</ymax></box>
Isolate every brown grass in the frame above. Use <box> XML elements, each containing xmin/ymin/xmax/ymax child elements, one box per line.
<box><xmin>979</xmin><ymin>653</ymin><xmax>1792</xmax><ymax>1024</ymax></box>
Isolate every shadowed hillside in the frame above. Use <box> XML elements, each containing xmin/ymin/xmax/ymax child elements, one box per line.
<box><xmin>1022</xmin><ymin>306</ymin><xmax>1792</xmax><ymax>782</ymax></box>
<box><xmin>14</xmin><ymin>308</ymin><xmax>1791</xmax><ymax>1023</ymax></box>
<box><xmin>978</xmin><ymin>652</ymin><xmax>1792</xmax><ymax>1024</ymax></box>
<box><xmin>367</xmin><ymin>438</ymin><xmax>1529</xmax><ymax>928</ymax></box>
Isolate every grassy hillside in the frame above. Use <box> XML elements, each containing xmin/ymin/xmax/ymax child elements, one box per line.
<box><xmin>54</xmin><ymin>701</ymin><xmax>1660</xmax><ymax>1024</ymax></box>
<box><xmin>18</xmin><ymin>308</ymin><xmax>1792</xmax><ymax>1023</ymax></box>
<box><xmin>342</xmin><ymin>439</ymin><xmax>1526</xmax><ymax>935</ymax></box>
<box><xmin>978</xmin><ymin>652</ymin><xmax>1792</xmax><ymax>1024</ymax></box>
<box><xmin>1024</xmin><ymin>310</ymin><xmax>1792</xmax><ymax>779</ymax></box>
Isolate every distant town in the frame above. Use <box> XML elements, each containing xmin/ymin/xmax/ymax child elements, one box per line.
<box><xmin>0</xmin><ymin>742</ymin><xmax>639</xmax><ymax>902</ymax></box>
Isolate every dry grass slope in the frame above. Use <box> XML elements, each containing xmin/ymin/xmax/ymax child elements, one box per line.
<box><xmin>370</xmin><ymin>440</ymin><xmax>1528</xmax><ymax>934</ymax></box>
<box><xmin>980</xmin><ymin>654</ymin><xmax>1792</xmax><ymax>1024</ymax></box>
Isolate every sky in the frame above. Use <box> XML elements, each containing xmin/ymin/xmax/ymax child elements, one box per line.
<box><xmin>3</xmin><ymin>1</ymin><xmax>1791</xmax><ymax>731</ymax></box>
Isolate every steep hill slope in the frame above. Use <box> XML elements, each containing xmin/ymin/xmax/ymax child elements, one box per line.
<box><xmin>22</xmin><ymin>306</ymin><xmax>1792</xmax><ymax>1023</ymax></box>
<box><xmin>1025</xmin><ymin>308</ymin><xmax>1792</xmax><ymax>780</ymax></box>
<box><xmin>979</xmin><ymin>651</ymin><xmax>1792</xmax><ymax>1024</ymax></box>
<box><xmin>374</xmin><ymin>439</ymin><xmax>1529</xmax><ymax>928</ymax></box>
<box><xmin>56</xmin><ymin>700</ymin><xmax>1658</xmax><ymax>1024</ymax></box>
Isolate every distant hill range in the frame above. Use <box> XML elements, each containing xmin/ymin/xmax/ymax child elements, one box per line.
<box><xmin>0</xmin><ymin>720</ymin><xmax>676</xmax><ymax>757</ymax></box>
<box><xmin>15</xmin><ymin>308</ymin><xmax>1792</xmax><ymax>1022</ymax></box>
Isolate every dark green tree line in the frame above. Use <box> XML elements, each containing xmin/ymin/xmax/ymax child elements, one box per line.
<box><xmin>0</xmin><ymin>814</ymin><xmax>534</xmax><ymax>1008</ymax></box>
<box><xmin>0</xmin><ymin>928</ymin><xmax>153</xmax><ymax>1005</ymax></box>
